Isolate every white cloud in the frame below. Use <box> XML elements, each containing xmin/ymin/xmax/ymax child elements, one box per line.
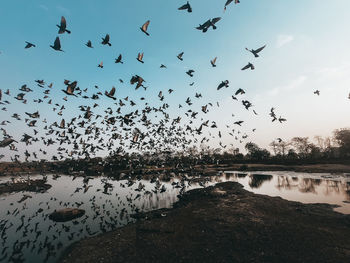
<box><xmin>276</xmin><ymin>34</ymin><xmax>294</xmax><ymax>48</ymax></box>
<box><xmin>39</xmin><ymin>4</ymin><xmax>49</xmax><ymax>11</ymax></box>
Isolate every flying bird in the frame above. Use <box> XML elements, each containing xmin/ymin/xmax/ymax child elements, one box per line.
<box><xmin>177</xmin><ymin>52</ymin><xmax>184</xmax><ymax>61</ymax></box>
<box><xmin>50</xmin><ymin>37</ymin><xmax>63</xmax><ymax>51</ymax></box>
<box><xmin>211</xmin><ymin>57</ymin><xmax>217</xmax><ymax>67</ymax></box>
<box><xmin>140</xmin><ymin>20</ymin><xmax>150</xmax><ymax>36</ymax></box>
<box><xmin>241</xmin><ymin>62</ymin><xmax>254</xmax><ymax>70</ymax></box>
<box><xmin>137</xmin><ymin>53</ymin><xmax>144</xmax><ymax>63</ymax></box>
<box><xmin>24</xmin><ymin>42</ymin><xmax>36</xmax><ymax>49</ymax></box>
<box><xmin>186</xmin><ymin>70</ymin><xmax>194</xmax><ymax>77</ymax></box>
<box><xmin>196</xmin><ymin>17</ymin><xmax>221</xmax><ymax>33</ymax></box>
<box><xmin>57</xmin><ymin>16</ymin><xmax>71</xmax><ymax>34</ymax></box>
<box><xmin>98</xmin><ymin>61</ymin><xmax>103</xmax><ymax>68</ymax></box>
<box><xmin>105</xmin><ymin>87</ymin><xmax>116</xmax><ymax>100</ymax></box>
<box><xmin>101</xmin><ymin>34</ymin><xmax>112</xmax><ymax>46</ymax></box>
<box><xmin>245</xmin><ymin>45</ymin><xmax>266</xmax><ymax>57</ymax></box>
<box><xmin>217</xmin><ymin>80</ymin><xmax>229</xmax><ymax>90</ymax></box>
<box><xmin>85</xmin><ymin>40</ymin><xmax>93</xmax><ymax>48</ymax></box>
<box><xmin>62</xmin><ymin>81</ymin><xmax>77</xmax><ymax>96</ymax></box>
<box><xmin>314</xmin><ymin>90</ymin><xmax>320</xmax><ymax>96</ymax></box>
<box><xmin>115</xmin><ymin>54</ymin><xmax>123</xmax><ymax>64</ymax></box>
<box><xmin>178</xmin><ymin>2</ymin><xmax>192</xmax><ymax>12</ymax></box>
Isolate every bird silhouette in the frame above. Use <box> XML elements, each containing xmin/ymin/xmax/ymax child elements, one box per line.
<box><xmin>140</xmin><ymin>20</ymin><xmax>150</xmax><ymax>36</ymax></box>
<box><xmin>178</xmin><ymin>2</ymin><xmax>192</xmax><ymax>12</ymax></box>
<box><xmin>57</xmin><ymin>16</ymin><xmax>71</xmax><ymax>34</ymax></box>
<box><xmin>50</xmin><ymin>37</ymin><xmax>63</xmax><ymax>52</ymax></box>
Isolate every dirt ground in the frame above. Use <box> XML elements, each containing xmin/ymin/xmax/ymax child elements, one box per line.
<box><xmin>60</xmin><ymin>182</ymin><xmax>350</xmax><ymax>263</ymax></box>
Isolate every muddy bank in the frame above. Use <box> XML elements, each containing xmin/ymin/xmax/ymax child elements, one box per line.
<box><xmin>61</xmin><ymin>182</ymin><xmax>350</xmax><ymax>263</ymax></box>
<box><xmin>0</xmin><ymin>179</ymin><xmax>51</xmax><ymax>195</ymax></box>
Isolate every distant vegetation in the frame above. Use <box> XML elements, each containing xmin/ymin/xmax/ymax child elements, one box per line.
<box><xmin>1</xmin><ymin>128</ymin><xmax>349</xmax><ymax>176</ymax></box>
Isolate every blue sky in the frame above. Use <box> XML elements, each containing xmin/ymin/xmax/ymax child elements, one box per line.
<box><xmin>1</xmin><ymin>0</ymin><xmax>350</xmax><ymax>159</ymax></box>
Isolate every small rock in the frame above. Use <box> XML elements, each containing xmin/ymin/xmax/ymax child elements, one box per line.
<box><xmin>49</xmin><ymin>208</ymin><xmax>85</xmax><ymax>222</ymax></box>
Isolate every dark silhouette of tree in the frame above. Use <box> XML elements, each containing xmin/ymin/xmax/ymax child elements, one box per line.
<box><xmin>333</xmin><ymin>129</ymin><xmax>350</xmax><ymax>157</ymax></box>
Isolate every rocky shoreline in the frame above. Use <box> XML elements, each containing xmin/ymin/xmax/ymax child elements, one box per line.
<box><xmin>60</xmin><ymin>181</ymin><xmax>350</xmax><ymax>263</ymax></box>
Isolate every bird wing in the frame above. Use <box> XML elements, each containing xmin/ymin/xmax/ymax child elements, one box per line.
<box><xmin>241</xmin><ymin>64</ymin><xmax>250</xmax><ymax>70</ymax></box>
<box><xmin>54</xmin><ymin>37</ymin><xmax>61</xmax><ymax>49</ymax></box>
<box><xmin>142</xmin><ymin>20</ymin><xmax>150</xmax><ymax>31</ymax></box>
<box><xmin>225</xmin><ymin>0</ymin><xmax>233</xmax><ymax>7</ymax></box>
<box><xmin>61</xmin><ymin>16</ymin><xmax>67</xmax><ymax>27</ymax></box>
<box><xmin>178</xmin><ymin>3</ymin><xmax>189</xmax><ymax>10</ymax></box>
<box><xmin>211</xmin><ymin>17</ymin><xmax>221</xmax><ymax>24</ymax></box>
<box><xmin>254</xmin><ymin>45</ymin><xmax>266</xmax><ymax>53</ymax></box>
<box><xmin>110</xmin><ymin>87</ymin><xmax>116</xmax><ymax>96</ymax></box>
<box><xmin>211</xmin><ymin>57</ymin><xmax>217</xmax><ymax>64</ymax></box>
<box><xmin>105</xmin><ymin>34</ymin><xmax>110</xmax><ymax>42</ymax></box>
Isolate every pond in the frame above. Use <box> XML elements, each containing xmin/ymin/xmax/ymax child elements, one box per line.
<box><xmin>0</xmin><ymin>171</ymin><xmax>349</xmax><ymax>263</ymax></box>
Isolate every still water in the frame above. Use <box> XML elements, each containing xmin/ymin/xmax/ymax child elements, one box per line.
<box><xmin>0</xmin><ymin>171</ymin><xmax>349</xmax><ymax>263</ymax></box>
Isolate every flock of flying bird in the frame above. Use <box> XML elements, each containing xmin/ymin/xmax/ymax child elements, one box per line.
<box><xmin>0</xmin><ymin>0</ymin><xmax>289</xmax><ymax>163</ymax></box>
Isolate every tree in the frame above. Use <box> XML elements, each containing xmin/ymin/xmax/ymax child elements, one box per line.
<box><xmin>245</xmin><ymin>142</ymin><xmax>270</xmax><ymax>161</ymax></box>
<box><xmin>290</xmin><ymin>137</ymin><xmax>312</xmax><ymax>158</ymax></box>
<box><xmin>333</xmin><ymin>128</ymin><xmax>350</xmax><ymax>157</ymax></box>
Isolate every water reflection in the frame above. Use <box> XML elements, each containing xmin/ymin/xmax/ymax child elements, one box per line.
<box><xmin>0</xmin><ymin>171</ymin><xmax>350</xmax><ymax>263</ymax></box>
<box><xmin>248</xmin><ymin>174</ymin><xmax>273</xmax><ymax>188</ymax></box>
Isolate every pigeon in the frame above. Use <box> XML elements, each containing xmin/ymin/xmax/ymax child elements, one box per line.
<box><xmin>101</xmin><ymin>34</ymin><xmax>112</xmax><ymax>46</ymax></box>
<box><xmin>241</xmin><ymin>62</ymin><xmax>254</xmax><ymax>70</ymax></box>
<box><xmin>245</xmin><ymin>45</ymin><xmax>266</xmax><ymax>57</ymax></box>
<box><xmin>314</xmin><ymin>90</ymin><xmax>320</xmax><ymax>96</ymax></box>
<box><xmin>178</xmin><ymin>2</ymin><xmax>192</xmax><ymax>12</ymax></box>
<box><xmin>217</xmin><ymin>80</ymin><xmax>229</xmax><ymax>90</ymax></box>
<box><xmin>140</xmin><ymin>20</ymin><xmax>150</xmax><ymax>36</ymax></box>
<box><xmin>177</xmin><ymin>52</ymin><xmax>184</xmax><ymax>61</ymax></box>
<box><xmin>50</xmin><ymin>37</ymin><xmax>63</xmax><ymax>51</ymax></box>
<box><xmin>105</xmin><ymin>87</ymin><xmax>116</xmax><ymax>100</ymax></box>
<box><xmin>137</xmin><ymin>53</ymin><xmax>144</xmax><ymax>63</ymax></box>
<box><xmin>211</xmin><ymin>57</ymin><xmax>217</xmax><ymax>67</ymax></box>
<box><xmin>62</xmin><ymin>81</ymin><xmax>77</xmax><ymax>96</ymax></box>
<box><xmin>57</xmin><ymin>16</ymin><xmax>71</xmax><ymax>34</ymax></box>
<box><xmin>24</xmin><ymin>42</ymin><xmax>36</xmax><ymax>49</ymax></box>
<box><xmin>186</xmin><ymin>70</ymin><xmax>194</xmax><ymax>77</ymax></box>
<box><xmin>115</xmin><ymin>54</ymin><xmax>123</xmax><ymax>64</ymax></box>
<box><xmin>196</xmin><ymin>17</ymin><xmax>221</xmax><ymax>33</ymax></box>
<box><xmin>85</xmin><ymin>40</ymin><xmax>93</xmax><ymax>48</ymax></box>
<box><xmin>98</xmin><ymin>61</ymin><xmax>103</xmax><ymax>68</ymax></box>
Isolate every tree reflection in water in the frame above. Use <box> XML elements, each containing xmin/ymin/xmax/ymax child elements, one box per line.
<box><xmin>248</xmin><ymin>174</ymin><xmax>273</xmax><ymax>188</ymax></box>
